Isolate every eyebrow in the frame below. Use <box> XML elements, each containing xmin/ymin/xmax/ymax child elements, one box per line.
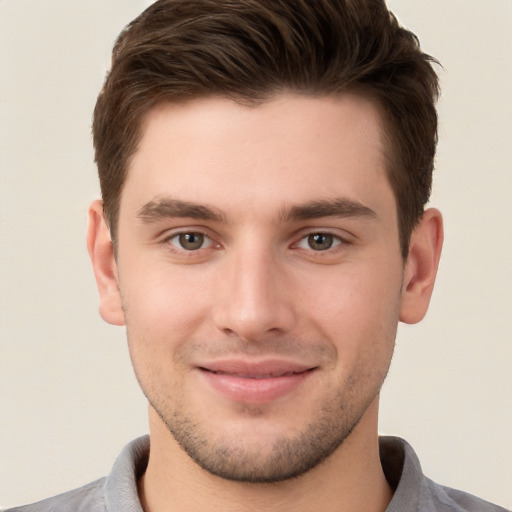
<box><xmin>137</xmin><ymin>198</ymin><xmax>226</xmax><ymax>223</ymax></box>
<box><xmin>137</xmin><ymin>196</ymin><xmax>376</xmax><ymax>224</ymax></box>
<box><xmin>280</xmin><ymin>198</ymin><xmax>377</xmax><ymax>222</ymax></box>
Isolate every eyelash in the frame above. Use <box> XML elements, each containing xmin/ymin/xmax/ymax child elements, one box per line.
<box><xmin>165</xmin><ymin>231</ymin><xmax>217</xmax><ymax>252</ymax></box>
<box><xmin>162</xmin><ymin>229</ymin><xmax>348</xmax><ymax>255</ymax></box>
<box><xmin>294</xmin><ymin>232</ymin><xmax>344</xmax><ymax>252</ymax></box>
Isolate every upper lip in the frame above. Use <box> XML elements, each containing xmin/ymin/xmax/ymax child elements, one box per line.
<box><xmin>198</xmin><ymin>359</ymin><xmax>316</xmax><ymax>378</ymax></box>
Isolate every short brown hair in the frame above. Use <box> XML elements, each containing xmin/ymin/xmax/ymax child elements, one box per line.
<box><xmin>93</xmin><ymin>0</ymin><xmax>440</xmax><ymax>257</ymax></box>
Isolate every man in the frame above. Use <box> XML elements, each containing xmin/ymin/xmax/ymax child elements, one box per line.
<box><xmin>5</xmin><ymin>0</ymin><xmax>509</xmax><ymax>511</ymax></box>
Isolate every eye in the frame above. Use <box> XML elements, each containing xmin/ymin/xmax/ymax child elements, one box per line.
<box><xmin>297</xmin><ymin>233</ymin><xmax>342</xmax><ymax>251</ymax></box>
<box><xmin>168</xmin><ymin>232</ymin><xmax>213</xmax><ymax>251</ymax></box>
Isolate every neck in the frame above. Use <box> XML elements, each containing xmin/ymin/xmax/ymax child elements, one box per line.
<box><xmin>138</xmin><ymin>401</ymin><xmax>392</xmax><ymax>512</ymax></box>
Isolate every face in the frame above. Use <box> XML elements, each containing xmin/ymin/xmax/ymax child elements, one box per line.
<box><xmin>96</xmin><ymin>93</ymin><xmax>417</xmax><ymax>482</ymax></box>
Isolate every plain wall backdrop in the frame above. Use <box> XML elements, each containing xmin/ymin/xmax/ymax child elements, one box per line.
<box><xmin>1</xmin><ymin>0</ymin><xmax>511</xmax><ymax>509</ymax></box>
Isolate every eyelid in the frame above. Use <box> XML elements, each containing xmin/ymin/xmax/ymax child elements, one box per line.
<box><xmin>292</xmin><ymin>226</ymin><xmax>352</xmax><ymax>243</ymax></box>
<box><xmin>168</xmin><ymin>232</ymin><xmax>213</xmax><ymax>250</ymax></box>
<box><xmin>295</xmin><ymin>232</ymin><xmax>343</xmax><ymax>250</ymax></box>
<box><xmin>161</xmin><ymin>227</ymin><xmax>221</xmax><ymax>251</ymax></box>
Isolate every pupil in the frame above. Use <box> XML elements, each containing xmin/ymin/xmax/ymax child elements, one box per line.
<box><xmin>179</xmin><ymin>233</ymin><xmax>204</xmax><ymax>250</ymax></box>
<box><xmin>309</xmin><ymin>233</ymin><xmax>333</xmax><ymax>251</ymax></box>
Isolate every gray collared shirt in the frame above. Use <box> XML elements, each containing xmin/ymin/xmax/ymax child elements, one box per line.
<box><xmin>4</xmin><ymin>435</ymin><xmax>509</xmax><ymax>512</ymax></box>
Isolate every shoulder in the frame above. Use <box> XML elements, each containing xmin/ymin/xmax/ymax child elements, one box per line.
<box><xmin>379</xmin><ymin>436</ymin><xmax>510</xmax><ymax>512</ymax></box>
<box><xmin>3</xmin><ymin>477</ymin><xmax>106</xmax><ymax>512</ymax></box>
<box><xmin>3</xmin><ymin>436</ymin><xmax>149</xmax><ymax>512</ymax></box>
<box><xmin>423</xmin><ymin>478</ymin><xmax>511</xmax><ymax>512</ymax></box>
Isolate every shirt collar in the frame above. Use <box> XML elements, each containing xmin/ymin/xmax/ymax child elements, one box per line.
<box><xmin>104</xmin><ymin>435</ymin><xmax>426</xmax><ymax>512</ymax></box>
<box><xmin>104</xmin><ymin>435</ymin><xmax>149</xmax><ymax>512</ymax></box>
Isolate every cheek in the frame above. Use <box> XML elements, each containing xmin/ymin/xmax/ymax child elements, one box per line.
<box><xmin>121</xmin><ymin>265</ymin><xmax>206</xmax><ymax>391</ymax></box>
<box><xmin>307</xmin><ymin>260</ymin><xmax>402</xmax><ymax>360</ymax></box>
<box><xmin>119</xmin><ymin>256</ymin><xmax>214</xmax><ymax>337</ymax></box>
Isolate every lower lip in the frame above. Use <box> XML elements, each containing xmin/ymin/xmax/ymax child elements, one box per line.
<box><xmin>200</xmin><ymin>369</ymin><xmax>314</xmax><ymax>405</ymax></box>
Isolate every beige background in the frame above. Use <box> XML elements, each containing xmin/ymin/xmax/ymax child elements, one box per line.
<box><xmin>1</xmin><ymin>0</ymin><xmax>511</xmax><ymax>509</ymax></box>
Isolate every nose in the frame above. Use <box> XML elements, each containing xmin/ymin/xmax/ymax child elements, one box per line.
<box><xmin>212</xmin><ymin>246</ymin><xmax>297</xmax><ymax>342</ymax></box>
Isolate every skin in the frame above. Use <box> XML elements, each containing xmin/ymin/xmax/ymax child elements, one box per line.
<box><xmin>88</xmin><ymin>93</ymin><xmax>443</xmax><ymax>512</ymax></box>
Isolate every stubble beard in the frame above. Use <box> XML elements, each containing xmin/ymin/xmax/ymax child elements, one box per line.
<box><xmin>144</xmin><ymin>372</ymin><xmax>388</xmax><ymax>484</ymax></box>
<box><xmin>125</xmin><ymin>317</ymin><xmax>397</xmax><ymax>484</ymax></box>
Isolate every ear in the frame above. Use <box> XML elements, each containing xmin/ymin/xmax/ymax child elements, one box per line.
<box><xmin>86</xmin><ymin>200</ymin><xmax>125</xmax><ymax>326</ymax></box>
<box><xmin>399</xmin><ymin>208</ymin><xmax>443</xmax><ymax>324</ymax></box>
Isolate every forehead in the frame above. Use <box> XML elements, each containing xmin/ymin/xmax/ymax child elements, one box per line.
<box><xmin>122</xmin><ymin>93</ymin><xmax>394</xmax><ymax>221</ymax></box>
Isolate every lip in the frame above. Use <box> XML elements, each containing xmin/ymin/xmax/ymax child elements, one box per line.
<box><xmin>198</xmin><ymin>359</ymin><xmax>316</xmax><ymax>405</ymax></box>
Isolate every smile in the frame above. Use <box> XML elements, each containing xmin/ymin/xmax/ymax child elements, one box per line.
<box><xmin>203</xmin><ymin>369</ymin><xmax>308</xmax><ymax>379</ymax></box>
<box><xmin>197</xmin><ymin>361</ymin><xmax>317</xmax><ymax>404</ymax></box>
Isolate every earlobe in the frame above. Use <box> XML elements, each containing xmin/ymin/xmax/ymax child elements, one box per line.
<box><xmin>399</xmin><ymin>208</ymin><xmax>444</xmax><ymax>324</ymax></box>
<box><xmin>86</xmin><ymin>200</ymin><xmax>125</xmax><ymax>326</ymax></box>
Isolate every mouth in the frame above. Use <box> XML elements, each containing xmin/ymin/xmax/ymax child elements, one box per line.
<box><xmin>197</xmin><ymin>360</ymin><xmax>317</xmax><ymax>404</ymax></box>
<box><xmin>203</xmin><ymin>369</ymin><xmax>309</xmax><ymax>379</ymax></box>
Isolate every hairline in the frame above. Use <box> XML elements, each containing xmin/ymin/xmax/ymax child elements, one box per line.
<box><xmin>105</xmin><ymin>87</ymin><xmax>413</xmax><ymax>259</ymax></box>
